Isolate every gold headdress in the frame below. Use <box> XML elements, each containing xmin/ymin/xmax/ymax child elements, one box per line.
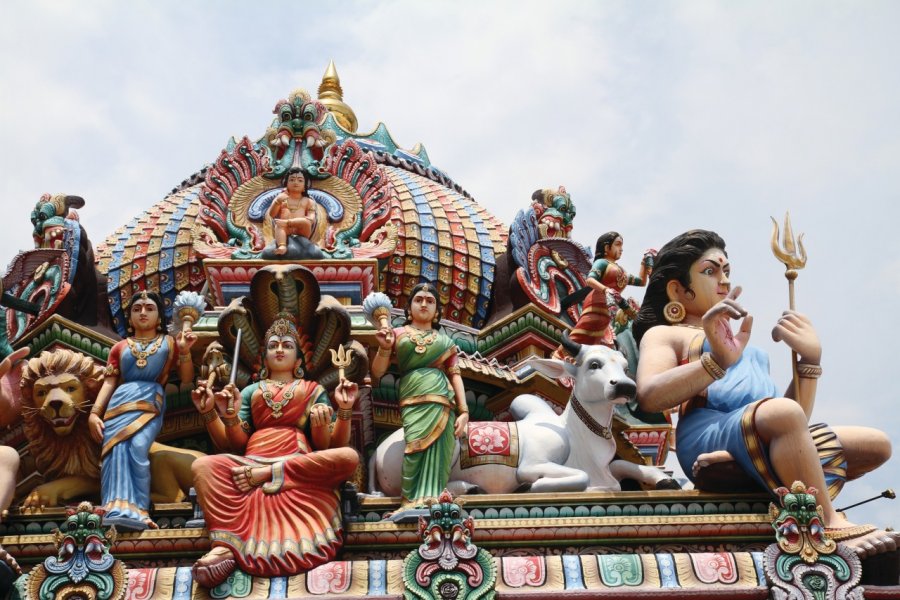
<box><xmin>264</xmin><ymin>312</ymin><xmax>300</xmax><ymax>342</ymax></box>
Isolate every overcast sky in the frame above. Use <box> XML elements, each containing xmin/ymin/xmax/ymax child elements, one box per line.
<box><xmin>2</xmin><ymin>1</ymin><xmax>898</xmax><ymax>523</ymax></box>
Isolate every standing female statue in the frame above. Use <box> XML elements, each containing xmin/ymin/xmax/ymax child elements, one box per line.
<box><xmin>570</xmin><ymin>231</ymin><xmax>653</xmax><ymax>348</ymax></box>
<box><xmin>88</xmin><ymin>291</ymin><xmax>196</xmax><ymax>532</ymax></box>
<box><xmin>371</xmin><ymin>283</ymin><xmax>468</xmax><ymax>514</ymax></box>
<box><xmin>634</xmin><ymin>229</ymin><xmax>896</xmax><ymax>557</ymax></box>
<box><xmin>190</xmin><ymin>313</ymin><xmax>359</xmax><ymax>587</ymax></box>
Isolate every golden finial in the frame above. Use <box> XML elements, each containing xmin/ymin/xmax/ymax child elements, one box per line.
<box><xmin>317</xmin><ymin>60</ymin><xmax>358</xmax><ymax>133</ymax></box>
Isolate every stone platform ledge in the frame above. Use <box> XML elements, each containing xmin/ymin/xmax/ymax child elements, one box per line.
<box><xmin>15</xmin><ymin>552</ymin><xmax>776</xmax><ymax>598</ymax></box>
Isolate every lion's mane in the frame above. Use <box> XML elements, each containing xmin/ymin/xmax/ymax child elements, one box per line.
<box><xmin>19</xmin><ymin>349</ymin><xmax>104</xmax><ymax>480</ymax></box>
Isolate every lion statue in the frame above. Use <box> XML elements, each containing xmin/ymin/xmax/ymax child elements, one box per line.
<box><xmin>18</xmin><ymin>348</ymin><xmax>203</xmax><ymax>508</ymax></box>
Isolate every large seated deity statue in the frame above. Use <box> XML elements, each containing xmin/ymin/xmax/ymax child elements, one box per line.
<box><xmin>188</xmin><ymin>264</ymin><xmax>366</xmax><ymax>587</ymax></box>
<box><xmin>633</xmin><ymin>229</ymin><xmax>897</xmax><ymax>558</ymax></box>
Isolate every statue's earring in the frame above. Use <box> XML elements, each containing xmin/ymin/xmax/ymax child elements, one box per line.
<box><xmin>258</xmin><ymin>366</ymin><xmax>268</xmax><ymax>380</ymax></box>
<box><xmin>663</xmin><ymin>301</ymin><xmax>686</xmax><ymax>324</ymax></box>
<box><xmin>294</xmin><ymin>362</ymin><xmax>304</xmax><ymax>379</ymax></box>
<box><xmin>157</xmin><ymin>322</ymin><xmax>163</xmax><ymax>332</ymax></box>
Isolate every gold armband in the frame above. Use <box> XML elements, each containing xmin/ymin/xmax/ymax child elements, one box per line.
<box><xmin>446</xmin><ymin>365</ymin><xmax>461</xmax><ymax>376</ymax></box>
<box><xmin>103</xmin><ymin>364</ymin><xmax>120</xmax><ymax>377</ymax></box>
<box><xmin>337</xmin><ymin>407</ymin><xmax>354</xmax><ymax>421</ymax></box>
<box><xmin>700</xmin><ymin>352</ymin><xmax>726</xmax><ymax>380</ymax></box>
<box><xmin>221</xmin><ymin>415</ymin><xmax>242</xmax><ymax>428</ymax></box>
<box><xmin>797</xmin><ymin>363</ymin><xmax>822</xmax><ymax>379</ymax></box>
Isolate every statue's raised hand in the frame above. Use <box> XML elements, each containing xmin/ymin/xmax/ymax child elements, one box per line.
<box><xmin>191</xmin><ymin>383</ymin><xmax>215</xmax><ymax>414</ymax></box>
<box><xmin>333</xmin><ymin>378</ymin><xmax>359</xmax><ymax>410</ymax></box>
<box><xmin>771</xmin><ymin>310</ymin><xmax>821</xmax><ymax>365</ymax></box>
<box><xmin>375</xmin><ymin>326</ymin><xmax>394</xmax><ymax>351</ymax></box>
<box><xmin>702</xmin><ymin>286</ymin><xmax>753</xmax><ymax>369</ymax></box>
<box><xmin>214</xmin><ymin>383</ymin><xmax>239</xmax><ymax>417</ymax></box>
<box><xmin>176</xmin><ymin>330</ymin><xmax>197</xmax><ymax>353</ymax></box>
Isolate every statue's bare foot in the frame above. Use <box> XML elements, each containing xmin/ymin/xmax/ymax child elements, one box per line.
<box><xmin>827</xmin><ymin>524</ymin><xmax>900</xmax><ymax>558</ymax></box>
<box><xmin>144</xmin><ymin>519</ymin><xmax>159</xmax><ymax>530</ymax></box>
<box><xmin>193</xmin><ymin>546</ymin><xmax>236</xmax><ymax>588</ymax></box>
<box><xmin>692</xmin><ymin>450</ymin><xmax>734</xmax><ymax>477</ymax></box>
<box><xmin>231</xmin><ymin>465</ymin><xmax>272</xmax><ymax>491</ymax></box>
<box><xmin>274</xmin><ymin>244</ymin><xmax>287</xmax><ymax>256</ymax></box>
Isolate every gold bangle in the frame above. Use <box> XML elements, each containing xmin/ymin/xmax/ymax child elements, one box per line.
<box><xmin>337</xmin><ymin>408</ymin><xmax>354</xmax><ymax>421</ymax></box>
<box><xmin>376</xmin><ymin>348</ymin><xmax>391</xmax><ymax>358</ymax></box>
<box><xmin>199</xmin><ymin>410</ymin><xmax>218</xmax><ymax>424</ymax></box>
<box><xmin>797</xmin><ymin>363</ymin><xmax>822</xmax><ymax>379</ymax></box>
<box><xmin>700</xmin><ymin>352</ymin><xmax>726</xmax><ymax>380</ymax></box>
<box><xmin>221</xmin><ymin>415</ymin><xmax>241</xmax><ymax>428</ymax></box>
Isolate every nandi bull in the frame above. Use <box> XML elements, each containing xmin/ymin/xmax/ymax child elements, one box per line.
<box><xmin>369</xmin><ymin>335</ymin><xmax>678</xmax><ymax>502</ymax></box>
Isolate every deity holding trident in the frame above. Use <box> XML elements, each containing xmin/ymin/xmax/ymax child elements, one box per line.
<box><xmin>633</xmin><ymin>228</ymin><xmax>897</xmax><ymax>558</ymax></box>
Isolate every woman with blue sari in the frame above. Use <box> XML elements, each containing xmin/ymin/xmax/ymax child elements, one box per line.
<box><xmin>88</xmin><ymin>291</ymin><xmax>196</xmax><ymax>531</ymax></box>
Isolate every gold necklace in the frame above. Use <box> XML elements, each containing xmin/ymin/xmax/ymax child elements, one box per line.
<box><xmin>674</xmin><ymin>323</ymin><xmax>703</xmax><ymax>330</ymax></box>
<box><xmin>127</xmin><ymin>335</ymin><xmax>164</xmax><ymax>368</ymax></box>
<box><xmin>406</xmin><ymin>325</ymin><xmax>437</xmax><ymax>354</ymax></box>
<box><xmin>260</xmin><ymin>379</ymin><xmax>297</xmax><ymax>418</ymax></box>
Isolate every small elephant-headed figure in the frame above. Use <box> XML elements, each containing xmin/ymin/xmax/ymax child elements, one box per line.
<box><xmin>87</xmin><ymin>290</ymin><xmax>197</xmax><ymax>532</ymax></box>
<box><xmin>190</xmin><ymin>311</ymin><xmax>360</xmax><ymax>588</ymax></box>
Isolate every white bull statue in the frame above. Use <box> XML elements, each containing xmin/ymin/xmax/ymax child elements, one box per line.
<box><xmin>368</xmin><ymin>339</ymin><xmax>678</xmax><ymax>497</ymax></box>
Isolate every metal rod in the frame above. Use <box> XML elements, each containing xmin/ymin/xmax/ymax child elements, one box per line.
<box><xmin>227</xmin><ymin>328</ymin><xmax>242</xmax><ymax>414</ymax></box>
<box><xmin>836</xmin><ymin>489</ymin><xmax>895</xmax><ymax>513</ymax></box>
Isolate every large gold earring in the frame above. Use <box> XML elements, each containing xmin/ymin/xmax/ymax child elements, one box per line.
<box><xmin>157</xmin><ymin>322</ymin><xmax>163</xmax><ymax>332</ymax></box>
<box><xmin>663</xmin><ymin>301</ymin><xmax>685</xmax><ymax>324</ymax></box>
<box><xmin>294</xmin><ymin>362</ymin><xmax>304</xmax><ymax>379</ymax></box>
<box><xmin>258</xmin><ymin>366</ymin><xmax>268</xmax><ymax>380</ymax></box>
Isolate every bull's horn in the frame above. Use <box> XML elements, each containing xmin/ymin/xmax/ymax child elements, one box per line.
<box><xmin>560</xmin><ymin>331</ymin><xmax>582</xmax><ymax>359</ymax></box>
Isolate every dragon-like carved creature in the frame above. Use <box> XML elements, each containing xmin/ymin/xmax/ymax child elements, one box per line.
<box><xmin>763</xmin><ymin>481</ymin><xmax>863</xmax><ymax>599</ymax></box>
<box><xmin>403</xmin><ymin>489</ymin><xmax>496</xmax><ymax>600</ymax></box>
<box><xmin>24</xmin><ymin>501</ymin><xmax>127</xmax><ymax>600</ymax></box>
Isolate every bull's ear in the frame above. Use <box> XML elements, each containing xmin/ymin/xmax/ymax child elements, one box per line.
<box><xmin>526</xmin><ymin>357</ymin><xmax>576</xmax><ymax>381</ymax></box>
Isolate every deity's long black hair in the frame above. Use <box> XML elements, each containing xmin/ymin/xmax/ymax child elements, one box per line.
<box><xmin>403</xmin><ymin>282</ymin><xmax>443</xmax><ymax>328</ymax></box>
<box><xmin>124</xmin><ymin>290</ymin><xmax>169</xmax><ymax>334</ymax></box>
<box><xmin>594</xmin><ymin>231</ymin><xmax>621</xmax><ymax>261</ymax></box>
<box><xmin>633</xmin><ymin>230</ymin><xmax>726</xmax><ymax>344</ymax></box>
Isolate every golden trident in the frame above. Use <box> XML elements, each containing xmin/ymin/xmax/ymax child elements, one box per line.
<box><xmin>770</xmin><ymin>212</ymin><xmax>807</xmax><ymax>384</ymax></box>
<box><xmin>330</xmin><ymin>344</ymin><xmax>352</xmax><ymax>381</ymax></box>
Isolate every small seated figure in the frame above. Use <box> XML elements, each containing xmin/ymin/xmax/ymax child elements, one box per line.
<box><xmin>265</xmin><ymin>167</ymin><xmax>324</xmax><ymax>259</ymax></box>
<box><xmin>190</xmin><ymin>314</ymin><xmax>360</xmax><ymax>587</ymax></box>
<box><xmin>88</xmin><ymin>290</ymin><xmax>196</xmax><ymax>532</ymax></box>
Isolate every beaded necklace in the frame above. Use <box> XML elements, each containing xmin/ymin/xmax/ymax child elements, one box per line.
<box><xmin>127</xmin><ymin>335</ymin><xmax>165</xmax><ymax>369</ymax></box>
<box><xmin>406</xmin><ymin>325</ymin><xmax>437</xmax><ymax>354</ymax></box>
<box><xmin>260</xmin><ymin>379</ymin><xmax>298</xmax><ymax>418</ymax></box>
